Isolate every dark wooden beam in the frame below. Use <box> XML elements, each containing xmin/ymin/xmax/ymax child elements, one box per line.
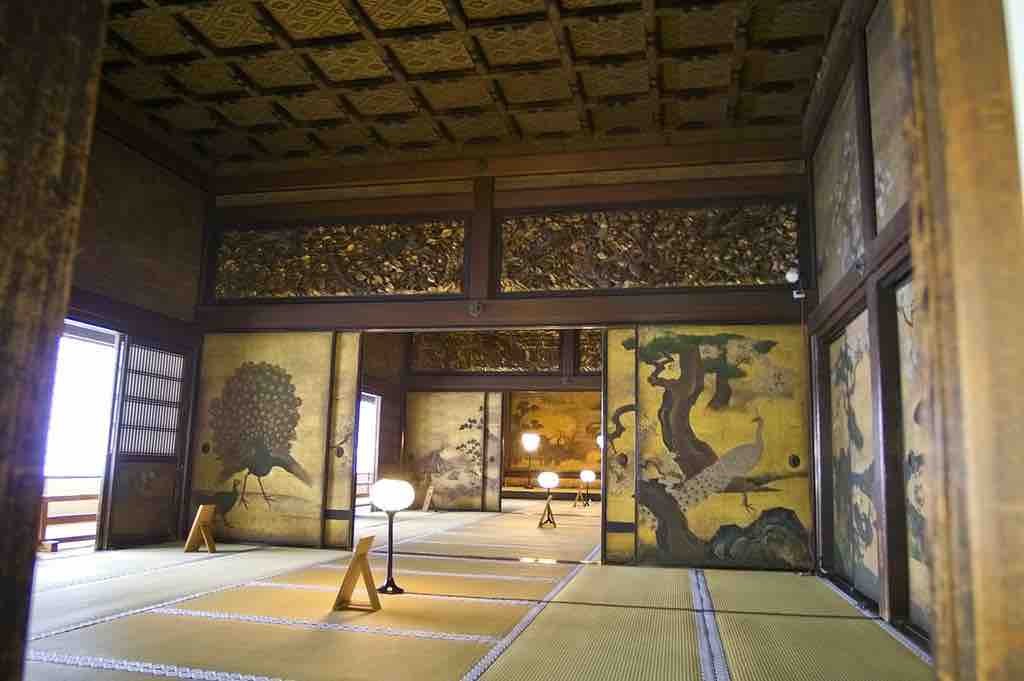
<box><xmin>67</xmin><ymin>287</ymin><xmax>200</xmax><ymax>350</ymax></box>
<box><xmin>215</xmin><ymin>192</ymin><xmax>474</xmax><ymax>225</ymax></box>
<box><xmin>197</xmin><ymin>289</ymin><xmax>801</xmax><ymax>331</ymax></box>
<box><xmin>407</xmin><ymin>374</ymin><xmax>600</xmax><ymax>392</ymax></box>
<box><xmin>906</xmin><ymin>0</ymin><xmax>1024</xmax><ymax>677</ymax></box>
<box><xmin>561</xmin><ymin>329</ymin><xmax>578</xmax><ymax>378</ymax></box>
<box><xmin>467</xmin><ymin>177</ymin><xmax>496</xmax><ymax>300</ymax></box>
<box><xmin>211</xmin><ymin>139</ymin><xmax>802</xmax><ymax>195</ymax></box>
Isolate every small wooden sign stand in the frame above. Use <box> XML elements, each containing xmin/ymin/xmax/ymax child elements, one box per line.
<box><xmin>333</xmin><ymin>535</ymin><xmax>381</xmax><ymax>612</ymax></box>
<box><xmin>184</xmin><ymin>504</ymin><xmax>217</xmax><ymax>553</ymax></box>
<box><xmin>421</xmin><ymin>484</ymin><xmax>435</xmax><ymax>512</ymax></box>
<box><xmin>538</xmin><ymin>495</ymin><xmax>557</xmax><ymax>528</ymax></box>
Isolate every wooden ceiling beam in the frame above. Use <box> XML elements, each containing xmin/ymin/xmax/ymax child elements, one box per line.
<box><xmin>726</xmin><ymin>1</ymin><xmax>753</xmax><ymax>124</ymax></box>
<box><xmin>212</xmin><ymin>138</ymin><xmax>801</xmax><ymax>194</ymax></box>
<box><xmin>545</xmin><ymin>0</ymin><xmax>593</xmax><ymax>137</ymax></box>
<box><xmin>642</xmin><ymin>0</ymin><xmax>665</xmax><ymax>136</ymax></box>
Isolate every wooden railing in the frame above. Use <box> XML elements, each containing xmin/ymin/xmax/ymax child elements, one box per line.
<box><xmin>38</xmin><ymin>476</ymin><xmax>102</xmax><ymax>551</ymax></box>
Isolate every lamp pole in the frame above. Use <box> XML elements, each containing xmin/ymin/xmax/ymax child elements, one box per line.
<box><xmin>378</xmin><ymin>510</ymin><xmax>403</xmax><ymax>594</ymax></box>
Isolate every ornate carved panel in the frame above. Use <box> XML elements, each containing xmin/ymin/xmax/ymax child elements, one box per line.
<box><xmin>411</xmin><ymin>330</ymin><xmax>561</xmax><ymax>373</ymax></box>
<box><xmin>213</xmin><ymin>218</ymin><xmax>466</xmax><ymax>300</ymax></box>
<box><xmin>500</xmin><ymin>203</ymin><xmax>800</xmax><ymax>293</ymax></box>
<box><xmin>577</xmin><ymin>329</ymin><xmax>603</xmax><ymax>374</ymax></box>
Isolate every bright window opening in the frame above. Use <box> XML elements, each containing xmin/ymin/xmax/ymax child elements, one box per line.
<box><xmin>355</xmin><ymin>393</ymin><xmax>381</xmax><ymax>499</ymax></box>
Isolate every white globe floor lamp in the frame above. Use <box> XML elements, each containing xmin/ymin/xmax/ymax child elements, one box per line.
<box><xmin>521</xmin><ymin>432</ymin><xmax>540</xmax><ymax>489</ymax></box>
<box><xmin>579</xmin><ymin>469</ymin><xmax>596</xmax><ymax>507</ymax></box>
<box><xmin>537</xmin><ymin>471</ymin><xmax>559</xmax><ymax>528</ymax></box>
<box><xmin>369</xmin><ymin>479</ymin><xmax>415</xmax><ymax>595</ymax></box>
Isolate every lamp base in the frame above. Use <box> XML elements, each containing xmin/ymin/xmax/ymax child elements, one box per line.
<box><xmin>377</xmin><ymin>578</ymin><xmax>405</xmax><ymax>595</ymax></box>
<box><xmin>538</xmin><ymin>497</ymin><xmax>557</xmax><ymax>528</ymax></box>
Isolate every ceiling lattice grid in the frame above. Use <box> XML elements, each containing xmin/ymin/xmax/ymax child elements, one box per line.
<box><xmin>101</xmin><ymin>0</ymin><xmax>839</xmax><ymax>167</ymax></box>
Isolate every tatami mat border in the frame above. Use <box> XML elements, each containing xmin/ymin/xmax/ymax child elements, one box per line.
<box><xmin>27</xmin><ymin>651</ymin><xmax>293</xmax><ymax>681</ymax></box>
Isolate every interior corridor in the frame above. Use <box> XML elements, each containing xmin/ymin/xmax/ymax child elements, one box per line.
<box><xmin>27</xmin><ymin>501</ymin><xmax>927</xmax><ymax>681</ymax></box>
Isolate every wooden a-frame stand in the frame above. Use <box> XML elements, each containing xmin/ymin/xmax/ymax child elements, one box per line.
<box><xmin>184</xmin><ymin>505</ymin><xmax>217</xmax><ymax>553</ymax></box>
<box><xmin>538</xmin><ymin>494</ymin><xmax>557</xmax><ymax>528</ymax></box>
<box><xmin>333</xmin><ymin>535</ymin><xmax>381</xmax><ymax>612</ymax></box>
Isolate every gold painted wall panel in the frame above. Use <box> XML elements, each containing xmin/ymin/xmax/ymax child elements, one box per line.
<box><xmin>634</xmin><ymin>324</ymin><xmax>811</xmax><ymax>569</ymax></box>
<box><xmin>604</xmin><ymin>327</ymin><xmax>637</xmax><ymax>563</ymax></box>
<box><xmin>578</xmin><ymin>329</ymin><xmax>603</xmax><ymax>374</ymax></box>
<box><xmin>813</xmin><ymin>69</ymin><xmax>865</xmax><ymax>299</ymax></box>
<box><xmin>500</xmin><ymin>203</ymin><xmax>799</xmax><ymax>293</ymax></box>
<box><xmin>897</xmin><ymin>279</ymin><xmax>930</xmax><ymax>632</ymax></box>
<box><xmin>867</xmin><ymin>0</ymin><xmax>912</xmax><ymax>231</ymax></box>
<box><xmin>325</xmin><ymin>332</ymin><xmax>362</xmax><ymax>548</ymax></box>
<box><xmin>411</xmin><ymin>330</ymin><xmax>561</xmax><ymax>373</ymax></box>
<box><xmin>191</xmin><ymin>332</ymin><xmax>332</xmax><ymax>546</ymax></box>
<box><xmin>508</xmin><ymin>391</ymin><xmax>602</xmax><ymax>474</ymax></box>
<box><xmin>405</xmin><ymin>392</ymin><xmax>487</xmax><ymax>511</ymax></box>
<box><xmin>829</xmin><ymin>310</ymin><xmax>881</xmax><ymax>601</ymax></box>
<box><xmin>214</xmin><ymin>218</ymin><xmax>465</xmax><ymax>299</ymax></box>
<box><xmin>483</xmin><ymin>392</ymin><xmax>504</xmax><ymax>512</ymax></box>
<box><xmin>109</xmin><ymin>462</ymin><xmax>177</xmax><ymax>541</ymax></box>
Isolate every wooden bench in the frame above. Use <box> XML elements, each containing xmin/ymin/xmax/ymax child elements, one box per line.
<box><xmin>38</xmin><ymin>494</ymin><xmax>99</xmax><ymax>552</ymax></box>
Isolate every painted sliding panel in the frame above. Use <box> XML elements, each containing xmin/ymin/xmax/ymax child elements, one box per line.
<box><xmin>813</xmin><ymin>70</ymin><xmax>866</xmax><ymax>299</ymax></box>
<box><xmin>897</xmin><ymin>280</ymin><xmax>931</xmax><ymax>632</ymax></box>
<box><xmin>508</xmin><ymin>391</ymin><xmax>603</xmax><ymax>473</ymax></box>
<box><xmin>191</xmin><ymin>333</ymin><xmax>332</xmax><ymax>546</ymax></box>
<box><xmin>829</xmin><ymin>311</ymin><xmax>882</xmax><ymax>601</ymax></box>
<box><xmin>405</xmin><ymin>392</ymin><xmax>486</xmax><ymax>511</ymax></box>
<box><xmin>633</xmin><ymin>325</ymin><xmax>812</xmax><ymax>569</ymax></box>
<box><xmin>213</xmin><ymin>217</ymin><xmax>465</xmax><ymax>300</ymax></box>
<box><xmin>604</xmin><ymin>327</ymin><xmax>637</xmax><ymax>563</ymax></box>
<box><xmin>324</xmin><ymin>332</ymin><xmax>362</xmax><ymax>548</ymax></box>
<box><xmin>500</xmin><ymin>203</ymin><xmax>799</xmax><ymax>293</ymax></box>
<box><xmin>483</xmin><ymin>392</ymin><xmax>503</xmax><ymax>512</ymax></box>
<box><xmin>867</xmin><ymin>0</ymin><xmax>912</xmax><ymax>231</ymax></box>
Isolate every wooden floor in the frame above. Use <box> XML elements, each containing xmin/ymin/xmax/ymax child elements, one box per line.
<box><xmin>25</xmin><ymin>500</ymin><xmax>929</xmax><ymax>681</ymax></box>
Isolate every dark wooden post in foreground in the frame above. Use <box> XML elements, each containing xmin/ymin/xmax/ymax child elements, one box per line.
<box><xmin>0</xmin><ymin>3</ymin><xmax>106</xmax><ymax>679</ymax></box>
<box><xmin>905</xmin><ymin>1</ymin><xmax>1024</xmax><ymax>679</ymax></box>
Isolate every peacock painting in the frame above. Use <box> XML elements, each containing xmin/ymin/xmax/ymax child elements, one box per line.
<box><xmin>618</xmin><ymin>324</ymin><xmax>812</xmax><ymax>569</ymax></box>
<box><xmin>190</xmin><ymin>332</ymin><xmax>334</xmax><ymax>545</ymax></box>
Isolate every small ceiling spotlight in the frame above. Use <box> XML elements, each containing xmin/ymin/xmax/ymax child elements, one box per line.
<box><xmin>785</xmin><ymin>267</ymin><xmax>806</xmax><ymax>300</ymax></box>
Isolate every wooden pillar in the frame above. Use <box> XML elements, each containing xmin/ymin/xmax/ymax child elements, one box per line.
<box><xmin>0</xmin><ymin>4</ymin><xmax>107</xmax><ymax>679</ymax></box>
<box><xmin>904</xmin><ymin>0</ymin><xmax>1024</xmax><ymax>678</ymax></box>
<box><xmin>467</xmin><ymin>177</ymin><xmax>496</xmax><ymax>300</ymax></box>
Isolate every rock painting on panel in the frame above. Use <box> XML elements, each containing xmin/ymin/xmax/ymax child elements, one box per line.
<box><xmin>897</xmin><ymin>279</ymin><xmax>931</xmax><ymax>632</ymax></box>
<box><xmin>829</xmin><ymin>311</ymin><xmax>881</xmax><ymax>601</ymax></box>
<box><xmin>508</xmin><ymin>391</ymin><xmax>602</xmax><ymax>473</ymax></box>
<box><xmin>814</xmin><ymin>70</ymin><xmax>866</xmax><ymax>299</ymax></box>
<box><xmin>405</xmin><ymin>392</ymin><xmax>490</xmax><ymax>511</ymax></box>
<box><xmin>604</xmin><ymin>328</ymin><xmax>637</xmax><ymax>563</ymax></box>
<box><xmin>631</xmin><ymin>325</ymin><xmax>812</xmax><ymax>570</ymax></box>
<box><xmin>191</xmin><ymin>332</ymin><xmax>332</xmax><ymax>546</ymax></box>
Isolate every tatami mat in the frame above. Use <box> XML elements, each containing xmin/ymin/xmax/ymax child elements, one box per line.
<box><xmin>704</xmin><ymin>569</ymin><xmax>863</xmax><ymax>617</ymax></box>
<box><xmin>31</xmin><ymin>613</ymin><xmax>489</xmax><ymax>681</ymax></box>
<box><xmin>25</xmin><ymin>660</ymin><xmax>164</xmax><ymax>681</ymax></box>
<box><xmin>715</xmin><ymin>613</ymin><xmax>932</xmax><ymax>681</ymax></box>
<box><xmin>552</xmin><ymin>565</ymin><xmax>694</xmax><ymax>609</ymax></box>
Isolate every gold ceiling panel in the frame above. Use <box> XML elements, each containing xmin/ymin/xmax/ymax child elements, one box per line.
<box><xmin>476</xmin><ymin>24</ymin><xmax>560</xmax><ymax>66</ymax></box>
<box><xmin>660</xmin><ymin>7</ymin><xmax>738</xmax><ymax>50</ymax></box>
<box><xmin>241</xmin><ymin>54</ymin><xmax>315</xmax><ymax>89</ymax></box>
<box><xmin>107</xmin><ymin>15</ymin><xmax>195</xmax><ymax>57</ymax></box>
<box><xmin>173</xmin><ymin>62</ymin><xmax>244</xmax><ymax>96</ymax></box>
<box><xmin>499</xmin><ymin>72</ymin><xmax>573</xmax><ymax>104</ymax></box>
<box><xmin>107</xmin><ymin>69</ymin><xmax>176</xmax><ymax>101</ymax></box>
<box><xmin>358</xmin><ymin>0</ymin><xmax>452</xmax><ymax>30</ymax></box>
<box><xmin>580</xmin><ymin>64</ymin><xmax>649</xmax><ymax>98</ymax></box>
<box><xmin>517</xmin><ymin>110</ymin><xmax>581</xmax><ymax>136</ymax></box>
<box><xmin>345</xmin><ymin>86</ymin><xmax>416</xmax><ymax>115</ymax></box>
<box><xmin>282</xmin><ymin>93</ymin><xmax>347</xmax><ymax>121</ymax></box>
<box><xmin>311</xmin><ymin>44</ymin><xmax>391</xmax><ymax>82</ymax></box>
<box><xmin>419</xmin><ymin>80</ymin><xmax>492</xmax><ymax>111</ymax></box>
<box><xmin>182</xmin><ymin>2</ymin><xmax>276</xmax><ymax>49</ymax></box>
<box><xmin>568</xmin><ymin>15</ymin><xmax>645</xmax><ymax>58</ymax></box>
<box><xmin>461</xmin><ymin>0</ymin><xmax>545</xmax><ymax>20</ymax></box>
<box><xmin>264</xmin><ymin>0</ymin><xmax>360</xmax><ymax>40</ymax></box>
<box><xmin>662</xmin><ymin>56</ymin><xmax>732</xmax><ymax>91</ymax></box>
<box><xmin>444</xmin><ymin>113</ymin><xmax>508</xmax><ymax>142</ymax></box>
<box><xmin>98</xmin><ymin>0</ymin><xmax>833</xmax><ymax>168</ymax></box>
<box><xmin>389</xmin><ymin>35</ymin><xmax>475</xmax><ymax>74</ymax></box>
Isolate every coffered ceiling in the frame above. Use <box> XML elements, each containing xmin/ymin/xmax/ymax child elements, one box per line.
<box><xmin>99</xmin><ymin>0</ymin><xmax>839</xmax><ymax>175</ymax></box>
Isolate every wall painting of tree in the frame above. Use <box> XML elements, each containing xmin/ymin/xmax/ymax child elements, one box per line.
<box><xmin>405</xmin><ymin>392</ymin><xmax>490</xmax><ymax>510</ymax></box>
<box><xmin>507</xmin><ymin>392</ymin><xmax>602</xmax><ymax>473</ymax></box>
<box><xmin>632</xmin><ymin>324</ymin><xmax>812</xmax><ymax>569</ymax></box>
<box><xmin>604</xmin><ymin>328</ymin><xmax>638</xmax><ymax>563</ymax></box>
<box><xmin>190</xmin><ymin>332</ymin><xmax>332</xmax><ymax>546</ymax></box>
<box><xmin>897</xmin><ymin>279</ymin><xmax>931</xmax><ymax>632</ymax></box>
<box><xmin>829</xmin><ymin>311</ymin><xmax>882</xmax><ymax>601</ymax></box>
